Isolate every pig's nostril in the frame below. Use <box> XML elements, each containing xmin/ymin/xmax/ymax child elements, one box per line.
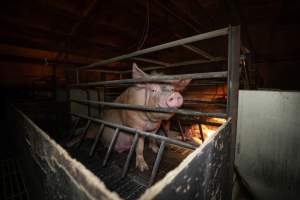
<box><xmin>169</xmin><ymin>98</ymin><xmax>174</xmax><ymax>101</ymax></box>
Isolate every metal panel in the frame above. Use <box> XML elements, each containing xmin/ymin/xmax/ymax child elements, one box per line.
<box><xmin>236</xmin><ymin>90</ymin><xmax>300</xmax><ymax>200</ymax></box>
<box><xmin>10</xmin><ymin>105</ymin><xmax>121</xmax><ymax>200</ymax></box>
<box><xmin>141</xmin><ymin>119</ymin><xmax>232</xmax><ymax>200</ymax></box>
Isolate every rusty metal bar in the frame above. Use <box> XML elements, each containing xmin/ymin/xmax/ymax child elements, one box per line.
<box><xmin>71</xmin><ymin>71</ymin><xmax>227</xmax><ymax>87</ymax></box>
<box><xmin>148</xmin><ymin>141</ymin><xmax>166</xmax><ymax>186</ymax></box>
<box><xmin>102</xmin><ymin>128</ymin><xmax>120</xmax><ymax>167</ymax></box>
<box><xmin>89</xmin><ymin>123</ymin><xmax>105</xmax><ymax>157</ymax></box>
<box><xmin>70</xmin><ymin>99</ymin><xmax>227</xmax><ymax>118</ymax></box>
<box><xmin>121</xmin><ymin>132</ymin><xmax>140</xmax><ymax>178</ymax></box>
<box><xmin>70</xmin><ymin>112</ymin><xmax>198</xmax><ymax>150</ymax></box>
<box><xmin>77</xmin><ymin>119</ymin><xmax>91</xmax><ymax>148</ymax></box>
<box><xmin>78</xmin><ymin>27</ymin><xmax>228</xmax><ymax>70</ymax></box>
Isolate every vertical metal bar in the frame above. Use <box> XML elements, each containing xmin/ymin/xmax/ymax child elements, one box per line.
<box><xmin>121</xmin><ymin>132</ymin><xmax>139</xmax><ymax>178</ymax></box>
<box><xmin>77</xmin><ymin>120</ymin><xmax>91</xmax><ymax>148</ymax></box>
<box><xmin>177</xmin><ymin>120</ymin><xmax>185</xmax><ymax>141</ymax></box>
<box><xmin>86</xmin><ymin>89</ymin><xmax>91</xmax><ymax>117</ymax></box>
<box><xmin>89</xmin><ymin>123</ymin><xmax>105</xmax><ymax>156</ymax></box>
<box><xmin>98</xmin><ymin>87</ymin><xmax>105</xmax><ymax>117</ymax></box>
<box><xmin>102</xmin><ymin>128</ymin><xmax>120</xmax><ymax>166</ymax></box>
<box><xmin>12</xmin><ymin>159</ymin><xmax>21</xmax><ymax>197</ymax></box>
<box><xmin>227</xmin><ymin>25</ymin><xmax>241</xmax><ymax>199</ymax></box>
<box><xmin>199</xmin><ymin>124</ymin><xmax>205</xmax><ymax>142</ymax></box>
<box><xmin>148</xmin><ymin>141</ymin><xmax>166</xmax><ymax>186</ymax></box>
<box><xmin>76</xmin><ymin>69</ymin><xmax>79</xmax><ymax>84</ymax></box>
<box><xmin>67</xmin><ymin>117</ymin><xmax>80</xmax><ymax>141</ymax></box>
<box><xmin>16</xmin><ymin>160</ymin><xmax>29</xmax><ymax>200</ymax></box>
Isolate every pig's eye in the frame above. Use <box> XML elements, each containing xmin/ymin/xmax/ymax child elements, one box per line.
<box><xmin>151</xmin><ymin>89</ymin><xmax>157</xmax><ymax>93</ymax></box>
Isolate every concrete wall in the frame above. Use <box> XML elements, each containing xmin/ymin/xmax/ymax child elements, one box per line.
<box><xmin>236</xmin><ymin>90</ymin><xmax>300</xmax><ymax>199</ymax></box>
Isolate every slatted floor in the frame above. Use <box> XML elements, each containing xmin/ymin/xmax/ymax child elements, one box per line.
<box><xmin>0</xmin><ymin>158</ymin><xmax>29</xmax><ymax>200</ymax></box>
<box><xmin>67</xmin><ymin>140</ymin><xmax>192</xmax><ymax>200</ymax></box>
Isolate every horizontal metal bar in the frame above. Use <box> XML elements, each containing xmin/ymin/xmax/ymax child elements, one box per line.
<box><xmin>70</xmin><ymin>71</ymin><xmax>228</xmax><ymax>87</ymax></box>
<box><xmin>70</xmin><ymin>99</ymin><xmax>227</xmax><ymax>118</ymax></box>
<box><xmin>182</xmin><ymin>44</ymin><xmax>215</xmax><ymax>60</ymax></box>
<box><xmin>78</xmin><ymin>27</ymin><xmax>228</xmax><ymax>70</ymax></box>
<box><xmin>131</xmin><ymin>57</ymin><xmax>170</xmax><ymax>66</ymax></box>
<box><xmin>121</xmin><ymin>57</ymin><xmax>226</xmax><ymax>73</ymax></box>
<box><xmin>70</xmin><ymin>112</ymin><xmax>198</xmax><ymax>150</ymax></box>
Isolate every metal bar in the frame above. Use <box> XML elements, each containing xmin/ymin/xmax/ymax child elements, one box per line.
<box><xmin>67</xmin><ymin>117</ymin><xmax>80</xmax><ymax>141</ymax></box>
<box><xmin>102</xmin><ymin>128</ymin><xmax>120</xmax><ymax>167</ymax></box>
<box><xmin>71</xmin><ymin>71</ymin><xmax>228</xmax><ymax>87</ymax></box>
<box><xmin>86</xmin><ymin>89</ymin><xmax>91</xmax><ymax>117</ymax></box>
<box><xmin>177</xmin><ymin>120</ymin><xmax>185</xmax><ymax>141</ymax></box>
<box><xmin>121</xmin><ymin>132</ymin><xmax>139</xmax><ymax>178</ymax></box>
<box><xmin>131</xmin><ymin>57</ymin><xmax>170</xmax><ymax>66</ymax></box>
<box><xmin>182</xmin><ymin>44</ymin><xmax>215</xmax><ymax>60</ymax></box>
<box><xmin>12</xmin><ymin>160</ymin><xmax>22</xmax><ymax>196</ymax></box>
<box><xmin>199</xmin><ymin>124</ymin><xmax>205</xmax><ymax>141</ymax></box>
<box><xmin>1</xmin><ymin>162</ymin><xmax>7</xmax><ymax>199</ymax></box>
<box><xmin>121</xmin><ymin>57</ymin><xmax>226</xmax><ymax>73</ymax></box>
<box><xmin>89</xmin><ymin>123</ymin><xmax>105</xmax><ymax>157</ymax></box>
<box><xmin>77</xmin><ymin>119</ymin><xmax>91</xmax><ymax>148</ymax></box>
<box><xmin>16</xmin><ymin>160</ymin><xmax>29</xmax><ymax>199</ymax></box>
<box><xmin>76</xmin><ymin>69</ymin><xmax>79</xmax><ymax>84</ymax></box>
<box><xmin>227</xmin><ymin>25</ymin><xmax>241</xmax><ymax>200</ymax></box>
<box><xmin>70</xmin><ymin>99</ymin><xmax>227</xmax><ymax>118</ymax></box>
<box><xmin>78</xmin><ymin>27</ymin><xmax>228</xmax><ymax>70</ymax></box>
<box><xmin>148</xmin><ymin>141</ymin><xmax>166</xmax><ymax>186</ymax></box>
<box><xmin>71</xmin><ymin>112</ymin><xmax>198</xmax><ymax>150</ymax></box>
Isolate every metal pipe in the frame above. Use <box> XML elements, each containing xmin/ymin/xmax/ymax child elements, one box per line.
<box><xmin>77</xmin><ymin>120</ymin><xmax>91</xmax><ymax>149</ymax></box>
<box><xmin>148</xmin><ymin>141</ymin><xmax>166</xmax><ymax>186</ymax></box>
<box><xmin>122</xmin><ymin>132</ymin><xmax>139</xmax><ymax>178</ymax></box>
<box><xmin>67</xmin><ymin>117</ymin><xmax>80</xmax><ymax>141</ymax></box>
<box><xmin>89</xmin><ymin>123</ymin><xmax>105</xmax><ymax>157</ymax></box>
<box><xmin>71</xmin><ymin>71</ymin><xmax>228</xmax><ymax>87</ymax></box>
<box><xmin>102</xmin><ymin>128</ymin><xmax>120</xmax><ymax>167</ymax></box>
<box><xmin>131</xmin><ymin>57</ymin><xmax>170</xmax><ymax>66</ymax></box>
<box><xmin>70</xmin><ymin>112</ymin><xmax>198</xmax><ymax>150</ymax></box>
<box><xmin>121</xmin><ymin>57</ymin><xmax>226</xmax><ymax>73</ymax></box>
<box><xmin>78</xmin><ymin>27</ymin><xmax>228</xmax><ymax>70</ymax></box>
<box><xmin>70</xmin><ymin>99</ymin><xmax>227</xmax><ymax>118</ymax></box>
<box><xmin>182</xmin><ymin>44</ymin><xmax>215</xmax><ymax>60</ymax></box>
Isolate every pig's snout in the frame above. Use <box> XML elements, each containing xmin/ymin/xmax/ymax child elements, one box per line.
<box><xmin>166</xmin><ymin>92</ymin><xmax>183</xmax><ymax>108</ymax></box>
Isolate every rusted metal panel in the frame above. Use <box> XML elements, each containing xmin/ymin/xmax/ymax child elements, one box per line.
<box><xmin>12</xmin><ymin>105</ymin><xmax>121</xmax><ymax>200</ymax></box>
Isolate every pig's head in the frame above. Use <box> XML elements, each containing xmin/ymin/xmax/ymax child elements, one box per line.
<box><xmin>132</xmin><ymin>63</ymin><xmax>191</xmax><ymax>120</ymax></box>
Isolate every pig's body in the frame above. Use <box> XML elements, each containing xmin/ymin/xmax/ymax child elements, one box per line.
<box><xmin>101</xmin><ymin>87</ymin><xmax>162</xmax><ymax>152</ymax></box>
<box><xmin>87</xmin><ymin>63</ymin><xmax>191</xmax><ymax>171</ymax></box>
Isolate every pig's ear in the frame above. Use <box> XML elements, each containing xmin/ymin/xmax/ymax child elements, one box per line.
<box><xmin>172</xmin><ymin>79</ymin><xmax>192</xmax><ymax>91</ymax></box>
<box><xmin>132</xmin><ymin>63</ymin><xmax>148</xmax><ymax>79</ymax></box>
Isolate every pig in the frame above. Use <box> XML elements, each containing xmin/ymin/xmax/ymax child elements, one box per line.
<box><xmin>88</xmin><ymin>63</ymin><xmax>191</xmax><ymax>171</ymax></box>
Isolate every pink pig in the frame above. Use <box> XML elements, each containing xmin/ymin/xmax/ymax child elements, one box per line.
<box><xmin>91</xmin><ymin>63</ymin><xmax>191</xmax><ymax>171</ymax></box>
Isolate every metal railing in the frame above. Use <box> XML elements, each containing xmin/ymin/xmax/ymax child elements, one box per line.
<box><xmin>69</xmin><ymin>112</ymin><xmax>229</xmax><ymax>186</ymax></box>
<box><xmin>67</xmin><ymin>25</ymin><xmax>240</xmax><ymax>189</ymax></box>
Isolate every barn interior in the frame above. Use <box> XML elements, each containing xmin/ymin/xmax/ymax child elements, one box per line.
<box><xmin>1</xmin><ymin>1</ymin><xmax>300</xmax><ymax>200</ymax></box>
